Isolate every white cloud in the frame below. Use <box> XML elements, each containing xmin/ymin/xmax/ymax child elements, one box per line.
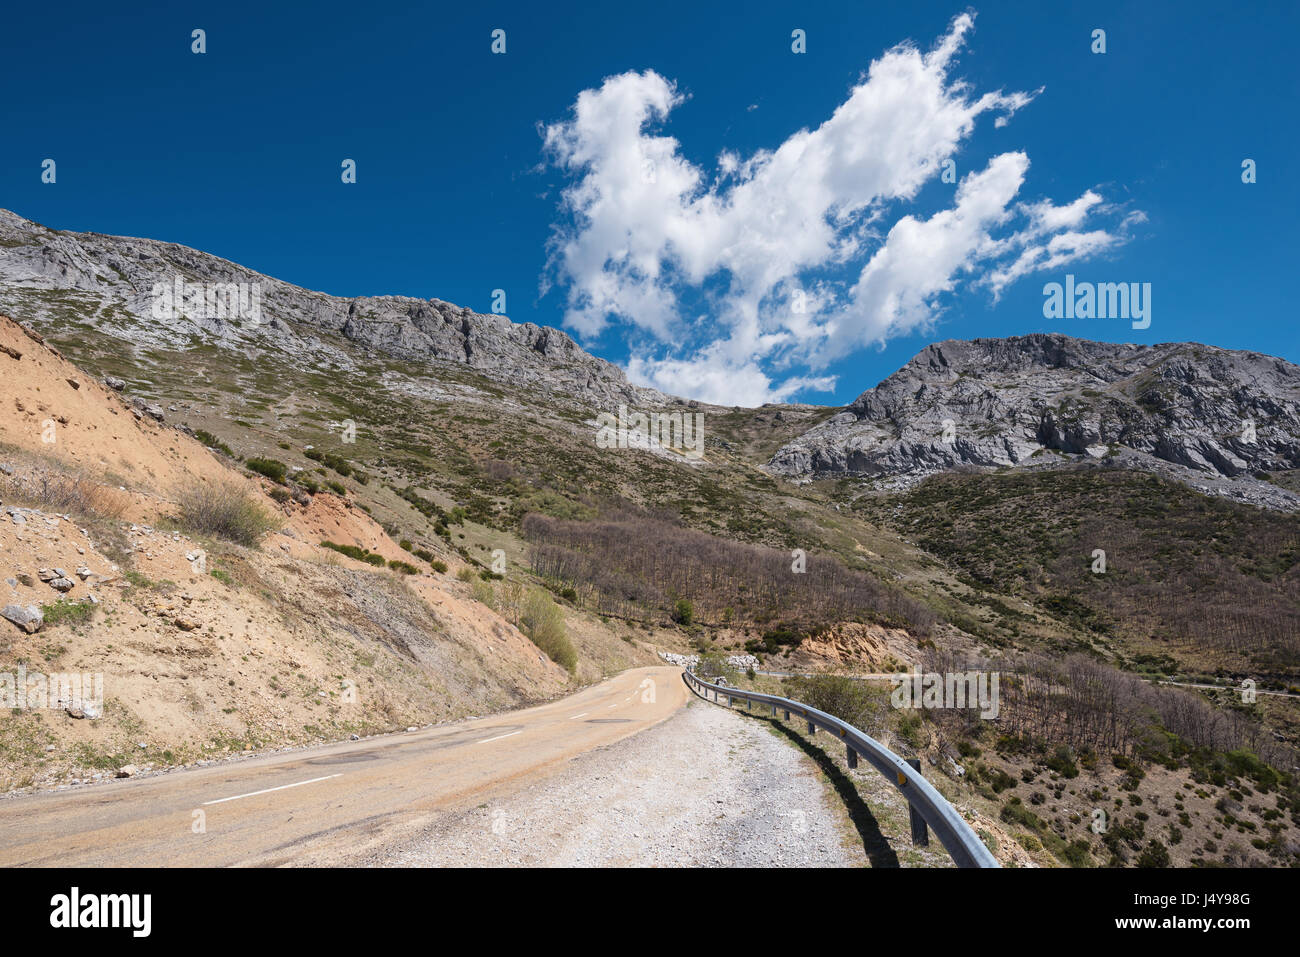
<box><xmin>543</xmin><ymin>13</ymin><xmax>1135</xmax><ymax>405</ymax></box>
<box><xmin>627</xmin><ymin>349</ymin><xmax>838</xmax><ymax>408</ymax></box>
<box><xmin>820</xmin><ymin>151</ymin><xmax>1030</xmax><ymax>360</ymax></box>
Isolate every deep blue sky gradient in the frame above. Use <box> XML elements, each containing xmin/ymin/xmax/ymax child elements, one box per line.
<box><xmin>3</xmin><ymin>0</ymin><xmax>1296</xmax><ymax>405</ymax></box>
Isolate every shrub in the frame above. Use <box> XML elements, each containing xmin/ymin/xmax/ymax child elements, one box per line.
<box><xmin>470</xmin><ymin>580</ymin><xmax>496</xmax><ymax>607</ymax></box>
<box><xmin>320</xmin><ymin>541</ymin><xmax>385</xmax><ymax>566</ymax></box>
<box><xmin>245</xmin><ymin>458</ymin><xmax>288</xmax><ymax>484</ymax></box>
<box><xmin>1046</xmin><ymin>745</ymin><xmax>1079</xmax><ymax>778</ymax></box>
<box><xmin>695</xmin><ymin>653</ymin><xmax>732</xmax><ymax>680</ymax></box>
<box><xmin>193</xmin><ymin>430</ymin><xmax>234</xmax><ymax>458</ymax></box>
<box><xmin>1135</xmin><ymin>840</ymin><xmax>1171</xmax><ymax>868</ymax></box>
<box><xmin>387</xmin><ymin>559</ymin><xmax>419</xmax><ymax>575</ymax></box>
<box><xmin>430</xmin><ymin>560</ymin><xmax>448</xmax><ymax>574</ymax></box>
<box><xmin>124</xmin><ymin>570</ymin><xmax>156</xmax><ymax>589</ymax></box>
<box><xmin>785</xmin><ymin>674</ymin><xmax>879</xmax><ymax>730</ymax></box>
<box><xmin>1060</xmin><ymin>839</ymin><xmax>1093</xmax><ymax>868</ymax></box>
<box><xmin>4</xmin><ymin>467</ymin><xmax>128</xmax><ymax>520</ymax></box>
<box><xmin>304</xmin><ymin>448</ymin><xmax>354</xmax><ymax>477</ymax></box>
<box><xmin>41</xmin><ymin>599</ymin><xmax>95</xmax><ymax>627</ymax></box>
<box><xmin>1016</xmin><ymin>834</ymin><xmax>1043</xmax><ymax>853</ymax></box>
<box><xmin>896</xmin><ymin>711</ymin><xmax>924</xmax><ymax>748</ymax></box>
<box><xmin>672</xmin><ymin>598</ymin><xmax>694</xmax><ymax>626</ymax></box>
<box><xmin>987</xmin><ymin>768</ymin><xmax>1018</xmax><ymax>793</ymax></box>
<box><xmin>520</xmin><ymin>588</ymin><xmax>577</xmax><ymax>673</ymax></box>
<box><xmin>456</xmin><ymin>567</ymin><xmax>477</xmax><ymax>583</ymax></box>
<box><xmin>177</xmin><ymin>483</ymin><xmax>278</xmax><ymax>546</ymax></box>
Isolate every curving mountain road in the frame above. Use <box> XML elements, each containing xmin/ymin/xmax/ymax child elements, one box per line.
<box><xmin>0</xmin><ymin>666</ymin><xmax>686</xmax><ymax>867</ymax></box>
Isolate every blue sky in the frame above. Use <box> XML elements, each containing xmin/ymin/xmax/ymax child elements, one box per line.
<box><xmin>3</xmin><ymin>1</ymin><xmax>1296</xmax><ymax>406</ymax></box>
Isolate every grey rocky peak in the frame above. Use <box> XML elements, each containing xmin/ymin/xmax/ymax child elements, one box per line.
<box><xmin>0</xmin><ymin>208</ymin><xmax>662</xmax><ymax>407</ymax></box>
<box><xmin>769</xmin><ymin>333</ymin><xmax>1300</xmax><ymax>510</ymax></box>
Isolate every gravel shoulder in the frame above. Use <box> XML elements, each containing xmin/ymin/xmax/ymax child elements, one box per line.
<box><xmin>382</xmin><ymin>696</ymin><xmax>865</xmax><ymax>867</ymax></box>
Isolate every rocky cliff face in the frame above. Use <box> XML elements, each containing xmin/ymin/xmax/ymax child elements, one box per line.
<box><xmin>0</xmin><ymin>209</ymin><xmax>660</xmax><ymax>406</ymax></box>
<box><xmin>770</xmin><ymin>334</ymin><xmax>1300</xmax><ymax>510</ymax></box>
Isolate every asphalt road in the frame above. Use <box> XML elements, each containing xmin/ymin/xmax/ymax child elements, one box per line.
<box><xmin>0</xmin><ymin>665</ymin><xmax>686</xmax><ymax>866</ymax></box>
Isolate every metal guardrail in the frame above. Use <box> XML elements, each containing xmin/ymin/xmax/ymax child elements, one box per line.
<box><xmin>682</xmin><ymin>669</ymin><xmax>999</xmax><ymax>868</ymax></box>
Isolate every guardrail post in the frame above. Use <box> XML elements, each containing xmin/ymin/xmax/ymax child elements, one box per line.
<box><xmin>846</xmin><ymin>745</ymin><xmax>858</xmax><ymax>769</ymax></box>
<box><xmin>727</xmin><ymin>695</ymin><xmax>732</xmax><ymax>708</ymax></box>
<box><xmin>807</xmin><ymin>717</ymin><xmax>815</xmax><ymax>734</ymax></box>
<box><xmin>906</xmin><ymin>757</ymin><xmax>929</xmax><ymax>847</ymax></box>
<box><xmin>770</xmin><ymin>702</ymin><xmax>776</xmax><ymax>717</ymax></box>
<box><xmin>783</xmin><ymin>709</ymin><xmax>790</xmax><ymax>720</ymax></box>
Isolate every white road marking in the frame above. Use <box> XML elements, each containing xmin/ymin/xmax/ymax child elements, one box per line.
<box><xmin>477</xmin><ymin>730</ymin><xmax>522</xmax><ymax>744</ymax></box>
<box><xmin>568</xmin><ymin>712</ymin><xmax>588</xmax><ymax>720</ymax></box>
<box><xmin>202</xmin><ymin>773</ymin><xmax>342</xmax><ymax>806</ymax></box>
<box><xmin>608</xmin><ymin>703</ymin><xmax>618</xmax><ymax>709</ymax></box>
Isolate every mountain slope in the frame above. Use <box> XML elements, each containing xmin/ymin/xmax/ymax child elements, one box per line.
<box><xmin>770</xmin><ymin>334</ymin><xmax>1300</xmax><ymax>510</ymax></box>
<box><xmin>0</xmin><ymin>314</ymin><xmax>664</xmax><ymax>791</ymax></box>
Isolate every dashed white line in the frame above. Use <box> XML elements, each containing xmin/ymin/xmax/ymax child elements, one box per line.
<box><xmin>477</xmin><ymin>730</ymin><xmax>522</xmax><ymax>744</ymax></box>
<box><xmin>568</xmin><ymin>712</ymin><xmax>588</xmax><ymax>720</ymax></box>
<box><xmin>202</xmin><ymin>773</ymin><xmax>342</xmax><ymax>806</ymax></box>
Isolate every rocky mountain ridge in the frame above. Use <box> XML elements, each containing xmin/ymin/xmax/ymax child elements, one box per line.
<box><xmin>769</xmin><ymin>334</ymin><xmax>1300</xmax><ymax>510</ymax></box>
<box><xmin>5</xmin><ymin>209</ymin><xmax>1298</xmax><ymax>511</ymax></box>
<box><xmin>0</xmin><ymin>209</ymin><xmax>661</xmax><ymax>407</ymax></box>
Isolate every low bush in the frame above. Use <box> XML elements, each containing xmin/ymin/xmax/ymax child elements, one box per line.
<box><xmin>177</xmin><ymin>483</ymin><xmax>278</xmax><ymax>546</ymax></box>
<box><xmin>470</xmin><ymin>580</ymin><xmax>496</xmax><ymax>607</ymax></box>
<box><xmin>41</xmin><ymin>599</ymin><xmax>96</xmax><ymax>627</ymax></box>
<box><xmin>193</xmin><ymin>430</ymin><xmax>234</xmax><ymax>458</ymax></box>
<box><xmin>320</xmin><ymin>541</ymin><xmax>386</xmax><ymax>566</ymax></box>
<box><xmin>4</xmin><ymin>467</ymin><xmax>128</xmax><ymax>520</ymax></box>
<box><xmin>520</xmin><ymin>588</ymin><xmax>577</xmax><ymax>673</ymax></box>
<box><xmin>245</xmin><ymin>458</ymin><xmax>288</xmax><ymax>484</ymax></box>
<box><xmin>305</xmin><ymin>448</ymin><xmax>355</xmax><ymax>477</ymax></box>
<box><xmin>784</xmin><ymin>674</ymin><xmax>880</xmax><ymax>731</ymax></box>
